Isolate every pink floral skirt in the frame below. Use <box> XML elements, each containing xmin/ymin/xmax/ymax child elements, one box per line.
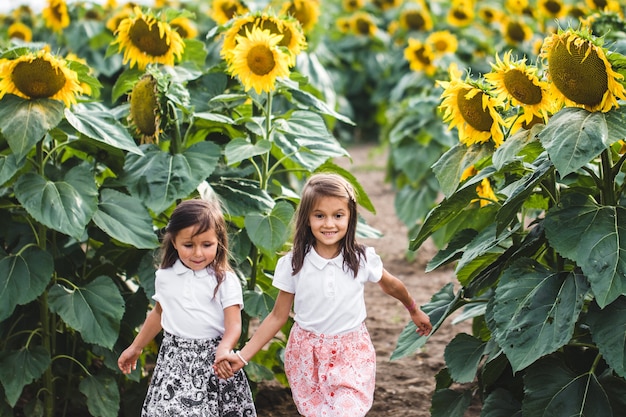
<box><xmin>284</xmin><ymin>322</ymin><xmax>376</xmax><ymax>417</ymax></box>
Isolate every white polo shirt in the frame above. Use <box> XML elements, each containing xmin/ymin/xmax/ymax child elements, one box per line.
<box><xmin>273</xmin><ymin>247</ymin><xmax>383</xmax><ymax>335</ymax></box>
<box><xmin>153</xmin><ymin>260</ymin><xmax>243</xmax><ymax>340</ymax></box>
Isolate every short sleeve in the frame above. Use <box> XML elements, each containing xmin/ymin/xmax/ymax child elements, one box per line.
<box><xmin>364</xmin><ymin>246</ymin><xmax>383</xmax><ymax>283</ymax></box>
<box><xmin>273</xmin><ymin>253</ymin><xmax>296</xmax><ymax>293</ymax></box>
<box><xmin>218</xmin><ymin>271</ymin><xmax>244</xmax><ymax>309</ymax></box>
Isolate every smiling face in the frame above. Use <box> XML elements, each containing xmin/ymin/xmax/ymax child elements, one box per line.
<box><xmin>308</xmin><ymin>196</ymin><xmax>350</xmax><ymax>259</ymax></box>
<box><xmin>172</xmin><ymin>226</ymin><xmax>218</xmax><ymax>271</ymax></box>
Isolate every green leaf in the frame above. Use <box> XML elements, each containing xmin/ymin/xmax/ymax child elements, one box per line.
<box><xmin>212</xmin><ymin>178</ymin><xmax>274</xmax><ymax>218</ymax></box>
<box><xmin>0</xmin><ymin>347</ymin><xmax>50</xmax><ymax>407</ymax></box>
<box><xmin>92</xmin><ymin>189</ymin><xmax>159</xmax><ymax>249</ymax></box>
<box><xmin>455</xmin><ymin>223</ymin><xmax>516</xmax><ymax>273</ymax></box>
<box><xmin>0</xmin><ymin>246</ymin><xmax>53</xmax><ymax>321</ymax></box>
<box><xmin>487</xmin><ymin>259</ymin><xmax>589</xmax><ymax>372</ymax></box>
<box><xmin>432</xmin><ymin>142</ymin><xmax>494</xmax><ymax>197</ymax></box>
<box><xmin>14</xmin><ymin>165</ymin><xmax>98</xmax><ymax>239</ymax></box>
<box><xmin>122</xmin><ymin>141</ymin><xmax>220</xmax><ymax>214</ymax></box>
<box><xmin>48</xmin><ymin>276</ymin><xmax>125</xmax><ymax>349</ymax></box>
<box><xmin>0</xmin><ymin>95</ymin><xmax>64</xmax><ymax>162</ymax></box>
<box><xmin>431</xmin><ymin>389</ymin><xmax>472</xmax><ymax>417</ymax></box>
<box><xmin>64</xmin><ymin>105</ymin><xmax>143</xmax><ymax>155</ymax></box>
<box><xmin>225</xmin><ymin>138</ymin><xmax>271</xmax><ymax>165</ymax></box>
<box><xmin>482</xmin><ymin>388</ymin><xmax>522</xmax><ymax>417</ymax></box>
<box><xmin>79</xmin><ymin>374</ymin><xmax>120</xmax><ymax>417</ymax></box>
<box><xmin>243</xmin><ymin>289</ymin><xmax>275</xmax><ymax>320</ymax></box>
<box><xmin>0</xmin><ymin>154</ymin><xmax>19</xmax><ymax>186</ymax></box>
<box><xmin>587</xmin><ymin>298</ymin><xmax>626</xmax><ymax>378</ymax></box>
<box><xmin>394</xmin><ymin>183</ymin><xmax>439</xmax><ymax>227</ymax></box>
<box><xmin>539</xmin><ymin>107</ymin><xmax>610</xmax><ymax>177</ymax></box>
<box><xmin>391</xmin><ymin>283</ymin><xmax>463</xmax><ymax>360</ymax></box>
<box><xmin>603</xmin><ymin>106</ymin><xmax>626</xmax><ymax>145</ymax></box>
<box><xmin>492</xmin><ymin>124</ymin><xmax>544</xmax><ymax>171</ymax></box>
<box><xmin>284</xmin><ymin>85</ymin><xmax>354</xmax><ymax>126</ymax></box>
<box><xmin>316</xmin><ymin>160</ymin><xmax>376</xmax><ymax>213</ymax></box>
<box><xmin>523</xmin><ymin>356</ymin><xmax>612</xmax><ymax>416</ymax></box>
<box><xmin>244</xmin><ymin>201</ymin><xmax>294</xmax><ymax>256</ymax></box>
<box><xmin>544</xmin><ymin>193</ymin><xmax>626</xmax><ymax>307</ymax></box>
<box><xmin>444</xmin><ymin>333</ymin><xmax>486</xmax><ymax>383</ymax></box>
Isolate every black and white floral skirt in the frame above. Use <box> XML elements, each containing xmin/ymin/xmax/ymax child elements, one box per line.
<box><xmin>142</xmin><ymin>332</ymin><xmax>257</xmax><ymax>417</ymax></box>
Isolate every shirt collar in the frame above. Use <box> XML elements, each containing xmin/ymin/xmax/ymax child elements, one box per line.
<box><xmin>308</xmin><ymin>248</ymin><xmax>344</xmax><ymax>270</ymax></box>
<box><xmin>173</xmin><ymin>259</ymin><xmax>211</xmax><ymax>278</ymax></box>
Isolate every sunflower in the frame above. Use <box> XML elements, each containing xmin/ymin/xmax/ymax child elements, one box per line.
<box><xmin>541</xmin><ymin>28</ymin><xmax>626</xmax><ymax>112</ymax></box>
<box><xmin>398</xmin><ymin>7</ymin><xmax>433</xmax><ymax>32</ymax></box>
<box><xmin>226</xmin><ymin>26</ymin><xmax>291</xmax><ymax>94</ymax></box>
<box><xmin>336</xmin><ymin>17</ymin><xmax>352</xmax><ymax>33</ymax></box>
<box><xmin>106</xmin><ymin>7</ymin><xmax>133</xmax><ymax>32</ymax></box>
<box><xmin>485</xmin><ymin>51</ymin><xmax>552</xmax><ymax>124</ymax></box>
<box><xmin>128</xmin><ymin>74</ymin><xmax>162</xmax><ymax>143</ymax></box>
<box><xmin>505</xmin><ymin>0</ymin><xmax>529</xmax><ymax>14</ymax></box>
<box><xmin>112</xmin><ymin>7</ymin><xmax>185</xmax><ymax>69</ymax></box>
<box><xmin>461</xmin><ymin>166</ymin><xmax>498</xmax><ymax>207</ymax></box>
<box><xmin>447</xmin><ymin>0</ymin><xmax>475</xmax><ymax>28</ymax></box>
<box><xmin>0</xmin><ymin>49</ymin><xmax>83</xmax><ymax>107</ymax></box>
<box><xmin>427</xmin><ymin>30</ymin><xmax>458</xmax><ymax>55</ymax></box>
<box><xmin>171</xmin><ymin>16</ymin><xmax>198</xmax><ymax>39</ymax></box>
<box><xmin>279</xmin><ymin>0</ymin><xmax>320</xmax><ymax>33</ymax></box>
<box><xmin>351</xmin><ymin>11</ymin><xmax>377</xmax><ymax>37</ymax></box>
<box><xmin>404</xmin><ymin>38</ymin><xmax>437</xmax><ymax>75</ymax></box>
<box><xmin>8</xmin><ymin>22</ymin><xmax>33</xmax><ymax>42</ymax></box>
<box><xmin>372</xmin><ymin>0</ymin><xmax>401</xmax><ymax>12</ymax></box>
<box><xmin>438</xmin><ymin>65</ymin><xmax>506</xmax><ymax>147</ymax></box>
<box><xmin>478</xmin><ymin>5</ymin><xmax>502</xmax><ymax>24</ymax></box>
<box><xmin>585</xmin><ymin>0</ymin><xmax>622</xmax><ymax>13</ymax></box>
<box><xmin>538</xmin><ymin>0</ymin><xmax>567</xmax><ymax>20</ymax></box>
<box><xmin>42</xmin><ymin>0</ymin><xmax>70</xmax><ymax>32</ymax></box>
<box><xmin>342</xmin><ymin>0</ymin><xmax>364</xmax><ymax>12</ymax></box>
<box><xmin>209</xmin><ymin>0</ymin><xmax>249</xmax><ymax>25</ymax></box>
<box><xmin>501</xmin><ymin>17</ymin><xmax>533</xmax><ymax>45</ymax></box>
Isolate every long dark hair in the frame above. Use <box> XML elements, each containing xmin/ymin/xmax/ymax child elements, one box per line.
<box><xmin>160</xmin><ymin>199</ymin><xmax>231</xmax><ymax>293</ymax></box>
<box><xmin>291</xmin><ymin>173</ymin><xmax>365</xmax><ymax>277</ymax></box>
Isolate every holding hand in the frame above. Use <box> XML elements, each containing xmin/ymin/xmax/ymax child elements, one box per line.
<box><xmin>214</xmin><ymin>350</ymin><xmax>245</xmax><ymax>379</ymax></box>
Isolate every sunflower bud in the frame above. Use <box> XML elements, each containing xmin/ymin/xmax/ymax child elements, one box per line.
<box><xmin>129</xmin><ymin>75</ymin><xmax>160</xmax><ymax>142</ymax></box>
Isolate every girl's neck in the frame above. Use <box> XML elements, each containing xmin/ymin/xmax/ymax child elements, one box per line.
<box><xmin>314</xmin><ymin>244</ymin><xmax>341</xmax><ymax>259</ymax></box>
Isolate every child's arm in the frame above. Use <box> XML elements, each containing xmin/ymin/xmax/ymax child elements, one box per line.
<box><xmin>214</xmin><ymin>290</ymin><xmax>294</xmax><ymax>379</ymax></box>
<box><xmin>214</xmin><ymin>305</ymin><xmax>242</xmax><ymax>370</ymax></box>
<box><xmin>378</xmin><ymin>268</ymin><xmax>432</xmax><ymax>336</ymax></box>
<box><xmin>117</xmin><ymin>302</ymin><xmax>163</xmax><ymax>374</ymax></box>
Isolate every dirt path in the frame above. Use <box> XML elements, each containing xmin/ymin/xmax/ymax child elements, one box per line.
<box><xmin>255</xmin><ymin>144</ymin><xmax>480</xmax><ymax>416</ymax></box>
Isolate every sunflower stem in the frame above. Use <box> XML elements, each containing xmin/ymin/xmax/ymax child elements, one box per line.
<box><xmin>261</xmin><ymin>92</ymin><xmax>273</xmax><ymax>190</ymax></box>
<box><xmin>600</xmin><ymin>149</ymin><xmax>615</xmax><ymax>206</ymax></box>
<box><xmin>169</xmin><ymin>102</ymin><xmax>182</xmax><ymax>155</ymax></box>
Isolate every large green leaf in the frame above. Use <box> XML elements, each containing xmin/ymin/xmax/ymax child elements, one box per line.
<box><xmin>391</xmin><ymin>283</ymin><xmax>463</xmax><ymax>360</ymax></box>
<box><xmin>481</xmin><ymin>388</ymin><xmax>522</xmax><ymax>417</ymax></box>
<box><xmin>455</xmin><ymin>223</ymin><xmax>516</xmax><ymax>273</ymax></box>
<box><xmin>122</xmin><ymin>141</ymin><xmax>220</xmax><ymax>214</ymax></box>
<box><xmin>212</xmin><ymin>178</ymin><xmax>274</xmax><ymax>218</ymax></box>
<box><xmin>0</xmin><ymin>95</ymin><xmax>64</xmax><ymax>162</ymax></box>
<box><xmin>79</xmin><ymin>374</ymin><xmax>120</xmax><ymax>417</ymax></box>
<box><xmin>486</xmin><ymin>259</ymin><xmax>589</xmax><ymax>372</ymax></box>
<box><xmin>587</xmin><ymin>298</ymin><xmax>626</xmax><ymax>378</ymax></box>
<box><xmin>538</xmin><ymin>107</ymin><xmax>610</xmax><ymax>177</ymax></box>
<box><xmin>492</xmin><ymin>124</ymin><xmax>544</xmax><ymax>171</ymax></box>
<box><xmin>544</xmin><ymin>193</ymin><xmax>626</xmax><ymax>307</ymax></box>
<box><xmin>14</xmin><ymin>165</ymin><xmax>98</xmax><ymax>239</ymax></box>
<box><xmin>224</xmin><ymin>138</ymin><xmax>271</xmax><ymax>165</ymax></box>
<box><xmin>92</xmin><ymin>189</ymin><xmax>159</xmax><ymax>249</ymax></box>
<box><xmin>244</xmin><ymin>201</ymin><xmax>294</xmax><ymax>256</ymax></box>
<box><xmin>48</xmin><ymin>276</ymin><xmax>125</xmax><ymax>349</ymax></box>
<box><xmin>444</xmin><ymin>333</ymin><xmax>486</xmax><ymax>383</ymax></box>
<box><xmin>0</xmin><ymin>347</ymin><xmax>50</xmax><ymax>407</ymax></box>
<box><xmin>0</xmin><ymin>154</ymin><xmax>18</xmax><ymax>186</ymax></box>
<box><xmin>0</xmin><ymin>246</ymin><xmax>53</xmax><ymax>321</ymax></box>
<box><xmin>523</xmin><ymin>357</ymin><xmax>612</xmax><ymax>416</ymax></box>
<box><xmin>432</xmin><ymin>142</ymin><xmax>495</xmax><ymax>197</ymax></box>
<box><xmin>243</xmin><ymin>289</ymin><xmax>275</xmax><ymax>320</ymax></box>
<box><xmin>64</xmin><ymin>105</ymin><xmax>143</xmax><ymax>155</ymax></box>
<box><xmin>431</xmin><ymin>389</ymin><xmax>472</xmax><ymax>417</ymax></box>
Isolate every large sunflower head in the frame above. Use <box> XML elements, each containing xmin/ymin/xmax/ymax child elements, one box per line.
<box><xmin>438</xmin><ymin>64</ymin><xmax>506</xmax><ymax>147</ymax></box>
<box><xmin>42</xmin><ymin>0</ymin><xmax>70</xmax><ymax>33</ymax></box>
<box><xmin>112</xmin><ymin>7</ymin><xmax>186</xmax><ymax>70</ymax></box>
<box><xmin>128</xmin><ymin>73</ymin><xmax>162</xmax><ymax>143</ymax></box>
<box><xmin>226</xmin><ymin>26</ymin><xmax>291</xmax><ymax>94</ymax></box>
<box><xmin>540</xmin><ymin>28</ymin><xmax>626</xmax><ymax>112</ymax></box>
<box><xmin>0</xmin><ymin>49</ymin><xmax>83</xmax><ymax>107</ymax></box>
<box><xmin>404</xmin><ymin>38</ymin><xmax>437</xmax><ymax>76</ymax></box>
<box><xmin>279</xmin><ymin>0</ymin><xmax>320</xmax><ymax>33</ymax></box>
<box><xmin>209</xmin><ymin>0</ymin><xmax>249</xmax><ymax>25</ymax></box>
<box><xmin>8</xmin><ymin>22</ymin><xmax>33</xmax><ymax>42</ymax></box>
<box><xmin>398</xmin><ymin>7</ymin><xmax>433</xmax><ymax>32</ymax></box>
<box><xmin>484</xmin><ymin>51</ymin><xmax>553</xmax><ymax>124</ymax></box>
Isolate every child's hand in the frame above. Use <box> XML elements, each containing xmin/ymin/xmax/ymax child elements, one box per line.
<box><xmin>118</xmin><ymin>346</ymin><xmax>141</xmax><ymax>374</ymax></box>
<box><xmin>213</xmin><ymin>351</ymin><xmax>245</xmax><ymax>379</ymax></box>
<box><xmin>411</xmin><ymin>308</ymin><xmax>432</xmax><ymax>336</ymax></box>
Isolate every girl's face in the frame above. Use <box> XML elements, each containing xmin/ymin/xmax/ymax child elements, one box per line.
<box><xmin>172</xmin><ymin>226</ymin><xmax>218</xmax><ymax>271</ymax></box>
<box><xmin>308</xmin><ymin>196</ymin><xmax>350</xmax><ymax>258</ymax></box>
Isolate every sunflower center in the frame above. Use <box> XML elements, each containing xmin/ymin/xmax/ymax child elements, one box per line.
<box><xmin>543</xmin><ymin>0</ymin><xmax>562</xmax><ymax>14</ymax></box>
<box><xmin>506</xmin><ymin>22</ymin><xmax>526</xmax><ymax>42</ymax></box>
<box><xmin>452</xmin><ymin>9</ymin><xmax>469</xmax><ymax>22</ymax></box>
<box><xmin>12</xmin><ymin>58</ymin><xmax>67</xmax><ymax>99</ymax></box>
<box><xmin>221</xmin><ymin>3</ymin><xmax>240</xmax><ymax>20</ymax></box>
<box><xmin>247</xmin><ymin>45</ymin><xmax>276</xmax><ymax>76</ymax></box>
<box><xmin>52</xmin><ymin>3</ymin><xmax>64</xmax><ymax>21</ymax></box>
<box><xmin>355</xmin><ymin>18</ymin><xmax>372</xmax><ymax>35</ymax></box>
<box><xmin>591</xmin><ymin>0</ymin><xmax>608</xmax><ymax>8</ymax></box>
<box><xmin>130</xmin><ymin>76</ymin><xmax>159</xmax><ymax>136</ymax></box>
<box><xmin>412</xmin><ymin>47</ymin><xmax>432</xmax><ymax>65</ymax></box>
<box><xmin>548</xmin><ymin>39</ymin><xmax>608</xmax><ymax>106</ymax></box>
<box><xmin>457</xmin><ymin>88</ymin><xmax>494</xmax><ymax>132</ymax></box>
<box><xmin>404</xmin><ymin>11</ymin><xmax>426</xmax><ymax>30</ymax></box>
<box><xmin>503</xmin><ymin>69</ymin><xmax>543</xmax><ymax>105</ymax></box>
<box><xmin>129</xmin><ymin>18</ymin><xmax>170</xmax><ymax>57</ymax></box>
<box><xmin>434</xmin><ymin>39</ymin><xmax>450</xmax><ymax>52</ymax></box>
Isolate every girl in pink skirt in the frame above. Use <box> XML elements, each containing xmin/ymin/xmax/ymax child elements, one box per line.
<box><xmin>215</xmin><ymin>173</ymin><xmax>432</xmax><ymax>416</ymax></box>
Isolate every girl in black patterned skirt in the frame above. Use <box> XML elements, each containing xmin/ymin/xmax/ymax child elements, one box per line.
<box><xmin>118</xmin><ymin>199</ymin><xmax>256</xmax><ymax>416</ymax></box>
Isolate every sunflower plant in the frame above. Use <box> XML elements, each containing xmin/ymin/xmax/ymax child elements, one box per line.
<box><xmin>392</xmin><ymin>23</ymin><xmax>626</xmax><ymax>416</ymax></box>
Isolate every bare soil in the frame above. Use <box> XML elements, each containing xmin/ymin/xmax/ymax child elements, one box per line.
<box><xmin>254</xmin><ymin>144</ymin><xmax>482</xmax><ymax>417</ymax></box>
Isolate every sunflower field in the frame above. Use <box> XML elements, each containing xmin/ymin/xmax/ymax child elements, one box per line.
<box><xmin>2</xmin><ymin>0</ymin><xmax>626</xmax><ymax>416</ymax></box>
